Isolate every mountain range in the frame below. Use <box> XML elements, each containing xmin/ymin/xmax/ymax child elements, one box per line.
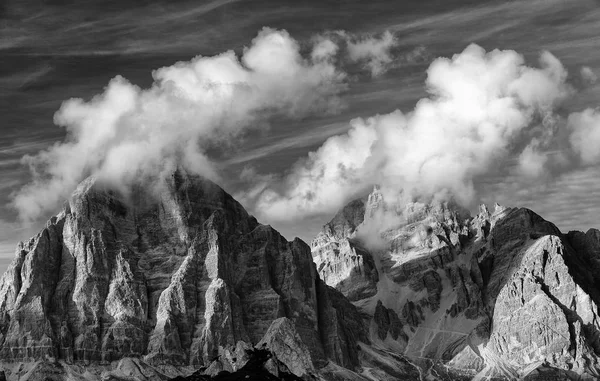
<box><xmin>0</xmin><ymin>171</ymin><xmax>599</xmax><ymax>380</ymax></box>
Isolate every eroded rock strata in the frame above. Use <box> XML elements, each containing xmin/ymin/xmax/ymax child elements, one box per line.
<box><xmin>2</xmin><ymin>172</ymin><xmax>600</xmax><ymax>380</ymax></box>
<box><xmin>0</xmin><ymin>172</ymin><xmax>368</xmax><ymax>380</ymax></box>
<box><xmin>313</xmin><ymin>188</ymin><xmax>600</xmax><ymax>380</ymax></box>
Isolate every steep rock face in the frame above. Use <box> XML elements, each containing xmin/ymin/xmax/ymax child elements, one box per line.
<box><xmin>459</xmin><ymin>207</ymin><xmax>600</xmax><ymax>379</ymax></box>
<box><xmin>312</xmin><ymin>199</ymin><xmax>378</xmax><ymax>302</ymax></box>
<box><xmin>0</xmin><ymin>171</ymin><xmax>368</xmax><ymax>380</ymax></box>
<box><xmin>373</xmin><ymin>300</ymin><xmax>406</xmax><ymax>342</ymax></box>
<box><xmin>312</xmin><ymin>188</ymin><xmax>485</xmax><ymax>366</ymax></box>
<box><xmin>0</xmin><ymin>216</ymin><xmax>65</xmax><ymax>361</ymax></box>
<box><xmin>257</xmin><ymin>318</ymin><xmax>314</xmax><ymax>377</ymax></box>
<box><xmin>483</xmin><ymin>236</ymin><xmax>599</xmax><ymax>374</ymax></box>
<box><xmin>316</xmin><ymin>281</ymin><xmax>368</xmax><ymax>369</ymax></box>
<box><xmin>313</xmin><ymin>189</ymin><xmax>600</xmax><ymax>380</ymax></box>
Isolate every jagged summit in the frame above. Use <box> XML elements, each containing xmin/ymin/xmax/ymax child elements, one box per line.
<box><xmin>313</xmin><ymin>187</ymin><xmax>474</xmax><ymax>255</ymax></box>
<box><xmin>313</xmin><ymin>187</ymin><xmax>600</xmax><ymax>380</ymax></box>
<box><xmin>318</xmin><ymin>198</ymin><xmax>366</xmax><ymax>242</ymax></box>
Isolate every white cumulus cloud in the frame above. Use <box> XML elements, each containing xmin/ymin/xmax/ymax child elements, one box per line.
<box><xmin>246</xmin><ymin>44</ymin><xmax>572</xmax><ymax>222</ymax></box>
<box><xmin>13</xmin><ymin>28</ymin><xmax>351</xmax><ymax>221</ymax></box>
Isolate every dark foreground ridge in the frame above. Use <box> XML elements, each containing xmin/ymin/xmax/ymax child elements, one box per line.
<box><xmin>171</xmin><ymin>349</ymin><xmax>304</xmax><ymax>381</ymax></box>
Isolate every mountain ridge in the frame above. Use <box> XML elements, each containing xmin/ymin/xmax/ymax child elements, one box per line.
<box><xmin>0</xmin><ymin>174</ymin><xmax>599</xmax><ymax>380</ymax></box>
<box><xmin>313</xmin><ymin>189</ymin><xmax>600</xmax><ymax>380</ymax></box>
<box><xmin>0</xmin><ymin>172</ymin><xmax>375</xmax><ymax>381</ymax></box>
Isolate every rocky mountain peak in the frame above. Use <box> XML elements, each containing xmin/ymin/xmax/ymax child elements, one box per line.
<box><xmin>0</xmin><ymin>171</ymin><xmax>374</xmax><ymax>381</ymax></box>
<box><xmin>319</xmin><ymin>198</ymin><xmax>366</xmax><ymax>242</ymax></box>
<box><xmin>315</xmin><ymin>187</ymin><xmax>472</xmax><ymax>245</ymax></box>
<box><xmin>3</xmin><ymin>173</ymin><xmax>600</xmax><ymax>380</ymax></box>
<box><xmin>313</xmin><ymin>191</ymin><xmax>600</xmax><ymax>380</ymax></box>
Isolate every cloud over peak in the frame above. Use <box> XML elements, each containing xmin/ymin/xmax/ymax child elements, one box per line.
<box><xmin>14</xmin><ymin>27</ymin><xmax>599</xmax><ymax>236</ymax></box>
<box><xmin>244</xmin><ymin>44</ymin><xmax>574</xmax><ymax>222</ymax></box>
<box><xmin>14</xmin><ymin>27</ymin><xmax>384</xmax><ymax>221</ymax></box>
<box><xmin>13</xmin><ymin>27</ymin><xmax>405</xmax><ymax>222</ymax></box>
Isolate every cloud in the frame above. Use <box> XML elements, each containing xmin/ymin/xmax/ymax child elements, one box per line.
<box><xmin>247</xmin><ymin>119</ymin><xmax>379</xmax><ymax>221</ymax></box>
<box><xmin>345</xmin><ymin>31</ymin><xmax>399</xmax><ymax>76</ymax></box>
<box><xmin>246</xmin><ymin>44</ymin><xmax>572</xmax><ymax>222</ymax></box>
<box><xmin>516</xmin><ymin>141</ymin><xmax>548</xmax><ymax>178</ymax></box>
<box><xmin>12</xmin><ymin>28</ymin><xmax>352</xmax><ymax>221</ymax></box>
<box><xmin>308</xmin><ymin>30</ymin><xmax>401</xmax><ymax>78</ymax></box>
<box><xmin>581</xmin><ymin>66</ymin><xmax>598</xmax><ymax>85</ymax></box>
<box><xmin>568</xmin><ymin>108</ymin><xmax>600</xmax><ymax>164</ymax></box>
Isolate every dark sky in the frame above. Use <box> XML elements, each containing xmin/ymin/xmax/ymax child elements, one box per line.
<box><xmin>2</xmin><ymin>0</ymin><xmax>600</xmax><ymax>273</ymax></box>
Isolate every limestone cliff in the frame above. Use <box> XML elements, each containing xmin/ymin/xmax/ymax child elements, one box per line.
<box><xmin>313</xmin><ymin>188</ymin><xmax>600</xmax><ymax>380</ymax></box>
<box><xmin>0</xmin><ymin>172</ymin><xmax>369</xmax><ymax>381</ymax></box>
<box><xmin>4</xmin><ymin>172</ymin><xmax>600</xmax><ymax>381</ymax></box>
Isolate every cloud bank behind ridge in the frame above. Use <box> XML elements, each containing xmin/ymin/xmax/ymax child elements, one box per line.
<box><xmin>244</xmin><ymin>44</ymin><xmax>600</xmax><ymax>223</ymax></box>
<box><xmin>13</xmin><ymin>28</ymin><xmax>396</xmax><ymax>221</ymax></box>
<box><xmin>11</xmin><ymin>27</ymin><xmax>600</xmax><ymax>235</ymax></box>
